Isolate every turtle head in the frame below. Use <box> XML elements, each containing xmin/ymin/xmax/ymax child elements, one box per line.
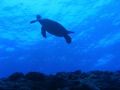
<box><xmin>36</xmin><ymin>15</ymin><xmax>41</xmax><ymax>20</ymax></box>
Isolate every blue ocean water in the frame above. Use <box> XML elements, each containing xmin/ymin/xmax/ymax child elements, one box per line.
<box><xmin>0</xmin><ymin>0</ymin><xmax>120</xmax><ymax>78</ymax></box>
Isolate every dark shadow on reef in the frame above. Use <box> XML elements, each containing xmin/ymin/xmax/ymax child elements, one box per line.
<box><xmin>0</xmin><ymin>70</ymin><xmax>120</xmax><ymax>90</ymax></box>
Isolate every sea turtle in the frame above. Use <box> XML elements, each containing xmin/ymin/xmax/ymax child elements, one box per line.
<box><xmin>30</xmin><ymin>15</ymin><xmax>74</xmax><ymax>44</ymax></box>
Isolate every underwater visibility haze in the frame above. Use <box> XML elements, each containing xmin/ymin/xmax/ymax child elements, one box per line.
<box><xmin>0</xmin><ymin>0</ymin><xmax>120</xmax><ymax>78</ymax></box>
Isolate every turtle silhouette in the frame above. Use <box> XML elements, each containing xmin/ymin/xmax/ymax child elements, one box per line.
<box><xmin>30</xmin><ymin>15</ymin><xmax>74</xmax><ymax>44</ymax></box>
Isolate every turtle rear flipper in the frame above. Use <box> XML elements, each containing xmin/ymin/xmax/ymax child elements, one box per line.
<box><xmin>64</xmin><ymin>35</ymin><xmax>71</xmax><ymax>44</ymax></box>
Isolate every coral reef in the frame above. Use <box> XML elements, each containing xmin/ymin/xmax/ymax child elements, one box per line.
<box><xmin>0</xmin><ymin>70</ymin><xmax>120</xmax><ymax>90</ymax></box>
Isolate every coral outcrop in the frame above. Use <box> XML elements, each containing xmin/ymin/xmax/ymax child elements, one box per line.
<box><xmin>0</xmin><ymin>70</ymin><xmax>120</xmax><ymax>90</ymax></box>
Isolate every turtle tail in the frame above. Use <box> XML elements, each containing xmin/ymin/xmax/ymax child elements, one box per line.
<box><xmin>67</xmin><ymin>31</ymin><xmax>74</xmax><ymax>34</ymax></box>
<box><xmin>30</xmin><ymin>15</ymin><xmax>41</xmax><ymax>24</ymax></box>
<box><xmin>64</xmin><ymin>34</ymin><xmax>71</xmax><ymax>44</ymax></box>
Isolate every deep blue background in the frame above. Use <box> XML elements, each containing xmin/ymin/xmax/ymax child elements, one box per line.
<box><xmin>0</xmin><ymin>0</ymin><xmax>120</xmax><ymax>78</ymax></box>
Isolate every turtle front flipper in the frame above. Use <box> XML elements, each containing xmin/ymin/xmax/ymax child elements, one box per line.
<box><xmin>41</xmin><ymin>26</ymin><xmax>47</xmax><ymax>38</ymax></box>
<box><xmin>30</xmin><ymin>20</ymin><xmax>38</xmax><ymax>24</ymax></box>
